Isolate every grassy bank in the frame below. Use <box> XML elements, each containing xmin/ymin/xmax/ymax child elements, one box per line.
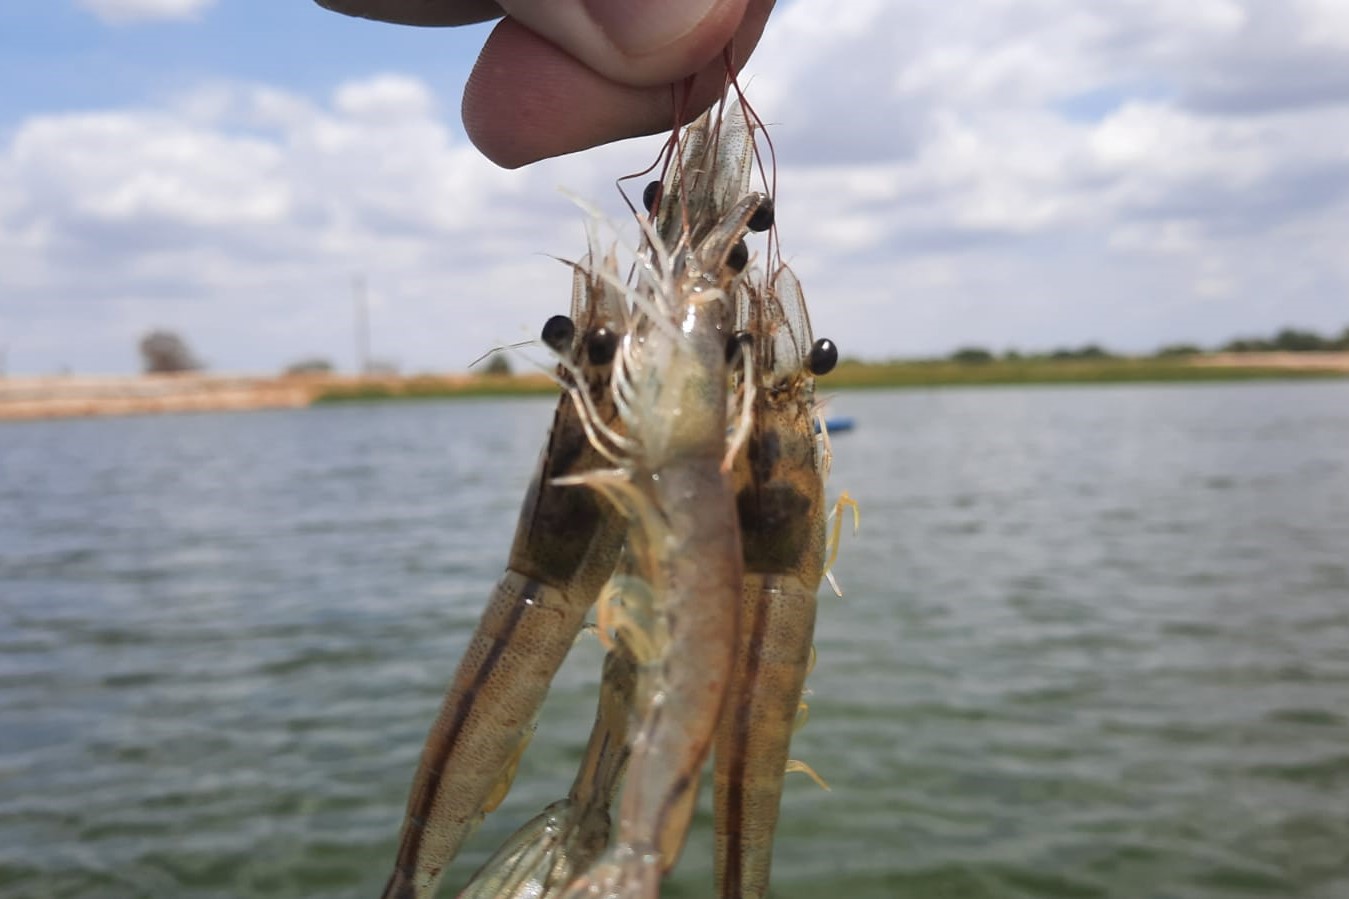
<box><xmin>310</xmin><ymin>356</ymin><xmax>1343</xmax><ymax>402</ymax></box>
<box><xmin>311</xmin><ymin>357</ymin><xmax>1349</xmax><ymax>403</ymax></box>
<box><xmin>311</xmin><ymin>373</ymin><xmax>556</xmax><ymax>403</ymax></box>
<box><xmin>6</xmin><ymin>355</ymin><xmax>1346</xmax><ymax>421</ymax></box>
<box><xmin>822</xmin><ymin>356</ymin><xmax>1349</xmax><ymax>389</ymax></box>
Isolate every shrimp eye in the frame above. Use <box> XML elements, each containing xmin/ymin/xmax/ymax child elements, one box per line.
<box><xmin>726</xmin><ymin>330</ymin><xmax>752</xmax><ymax>364</ymax></box>
<box><xmin>747</xmin><ymin>197</ymin><xmax>775</xmax><ymax>233</ymax></box>
<box><xmin>642</xmin><ymin>180</ymin><xmax>661</xmax><ymax>213</ymax></box>
<box><xmin>541</xmin><ymin>314</ymin><xmax>575</xmax><ymax>353</ymax></box>
<box><xmin>727</xmin><ymin>239</ymin><xmax>749</xmax><ymax>273</ymax></box>
<box><xmin>808</xmin><ymin>338</ymin><xmax>838</xmax><ymax>375</ymax></box>
<box><xmin>586</xmin><ymin>327</ymin><xmax>619</xmax><ymax>365</ymax></box>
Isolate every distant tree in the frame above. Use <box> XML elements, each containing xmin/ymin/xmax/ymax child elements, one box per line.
<box><xmin>1003</xmin><ymin>349</ymin><xmax>1022</xmax><ymax>361</ymax></box>
<box><xmin>950</xmin><ymin>346</ymin><xmax>993</xmax><ymax>364</ymax></box>
<box><xmin>1334</xmin><ymin>326</ymin><xmax>1349</xmax><ymax>351</ymax></box>
<box><xmin>366</xmin><ymin>359</ymin><xmax>400</xmax><ymax>376</ymax></box>
<box><xmin>1155</xmin><ymin>343</ymin><xmax>1203</xmax><ymax>357</ymax></box>
<box><xmin>1271</xmin><ymin>328</ymin><xmax>1327</xmax><ymax>352</ymax></box>
<box><xmin>1223</xmin><ymin>336</ymin><xmax>1275</xmax><ymax>352</ymax></box>
<box><xmin>1048</xmin><ymin>344</ymin><xmax>1113</xmax><ymax>360</ymax></box>
<box><xmin>483</xmin><ymin>353</ymin><xmax>512</xmax><ymax>376</ymax></box>
<box><xmin>139</xmin><ymin>330</ymin><xmax>200</xmax><ymax>373</ymax></box>
<box><xmin>284</xmin><ymin>357</ymin><xmax>334</xmax><ymax>376</ymax></box>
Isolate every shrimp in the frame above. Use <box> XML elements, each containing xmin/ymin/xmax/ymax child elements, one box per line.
<box><xmin>379</xmin><ymin>246</ymin><xmax>631</xmax><ymax>899</ymax></box>
<box><xmin>457</xmin><ymin>98</ymin><xmax>765</xmax><ymax>899</ymax></box>
<box><xmin>552</xmin><ymin>188</ymin><xmax>768</xmax><ymax>899</ymax></box>
<box><xmin>455</xmin><ymin>617</ymin><xmax>638</xmax><ymax>899</ymax></box>
<box><xmin>715</xmin><ymin>262</ymin><xmax>840</xmax><ymax>899</ymax></box>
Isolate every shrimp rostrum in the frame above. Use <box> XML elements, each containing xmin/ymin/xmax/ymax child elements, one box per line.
<box><xmin>379</xmin><ymin>241</ymin><xmax>631</xmax><ymax>899</ymax></box>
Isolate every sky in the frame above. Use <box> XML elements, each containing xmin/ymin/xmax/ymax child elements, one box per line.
<box><xmin>2</xmin><ymin>0</ymin><xmax>1348</xmax><ymax>375</ymax></box>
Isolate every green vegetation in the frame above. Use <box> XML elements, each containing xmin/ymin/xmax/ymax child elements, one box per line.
<box><xmin>1222</xmin><ymin>326</ymin><xmax>1349</xmax><ymax>353</ymax></box>
<box><xmin>140</xmin><ymin>330</ymin><xmax>200</xmax><ymax>373</ymax></box>
<box><xmin>313</xmin><ymin>374</ymin><xmax>555</xmax><ymax>403</ymax></box>
<box><xmin>822</xmin><ymin>356</ymin><xmax>1347</xmax><ymax>390</ymax></box>
<box><xmin>482</xmin><ymin>352</ymin><xmax>513</xmax><ymax>376</ymax></box>
<box><xmin>313</xmin><ymin>357</ymin><xmax>1348</xmax><ymax>404</ymax></box>
<box><xmin>284</xmin><ymin>357</ymin><xmax>334</xmax><ymax>375</ymax></box>
<box><xmin>309</xmin><ymin>322</ymin><xmax>1349</xmax><ymax>403</ymax></box>
<box><xmin>947</xmin><ymin>324</ymin><xmax>1349</xmax><ymax>365</ymax></box>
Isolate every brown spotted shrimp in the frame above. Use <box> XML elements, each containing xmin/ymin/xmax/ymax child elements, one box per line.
<box><xmin>715</xmin><ymin>260</ymin><xmax>843</xmax><ymax>899</ymax></box>
<box><xmin>379</xmin><ymin>243</ymin><xmax>632</xmax><ymax>899</ymax></box>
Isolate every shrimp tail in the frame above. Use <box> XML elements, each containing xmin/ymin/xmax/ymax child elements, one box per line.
<box><xmin>456</xmin><ymin>799</ymin><xmax>607</xmax><ymax>899</ymax></box>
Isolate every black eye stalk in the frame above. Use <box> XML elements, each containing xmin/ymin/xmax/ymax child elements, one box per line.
<box><xmin>747</xmin><ymin>197</ymin><xmax>774</xmax><ymax>233</ymax></box>
<box><xmin>642</xmin><ymin>180</ymin><xmax>661</xmax><ymax>214</ymax></box>
<box><xmin>726</xmin><ymin>330</ymin><xmax>752</xmax><ymax>365</ymax></box>
<box><xmin>808</xmin><ymin>338</ymin><xmax>838</xmax><ymax>376</ymax></box>
<box><xmin>586</xmin><ymin>327</ymin><xmax>619</xmax><ymax>366</ymax></box>
<box><xmin>727</xmin><ymin>239</ymin><xmax>749</xmax><ymax>273</ymax></box>
<box><xmin>541</xmin><ymin>314</ymin><xmax>575</xmax><ymax>354</ymax></box>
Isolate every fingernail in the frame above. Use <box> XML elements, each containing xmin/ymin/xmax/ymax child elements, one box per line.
<box><xmin>583</xmin><ymin>0</ymin><xmax>722</xmax><ymax>57</ymax></box>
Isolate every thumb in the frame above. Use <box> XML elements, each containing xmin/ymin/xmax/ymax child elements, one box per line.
<box><xmin>499</xmin><ymin>0</ymin><xmax>751</xmax><ymax>87</ymax></box>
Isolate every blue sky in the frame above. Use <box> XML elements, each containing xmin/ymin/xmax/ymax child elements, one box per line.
<box><xmin>3</xmin><ymin>0</ymin><xmax>1348</xmax><ymax>375</ymax></box>
<box><xmin>0</xmin><ymin>3</ymin><xmax>483</xmax><ymax>124</ymax></box>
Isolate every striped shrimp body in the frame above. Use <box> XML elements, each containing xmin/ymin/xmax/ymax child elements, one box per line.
<box><xmin>555</xmin><ymin>191</ymin><xmax>767</xmax><ymax>899</ymax></box>
<box><xmin>715</xmin><ymin>263</ymin><xmax>840</xmax><ymax>899</ymax></box>
<box><xmin>455</xmin><ymin>619</ymin><xmax>638</xmax><ymax>899</ymax></box>
<box><xmin>380</xmin><ymin>251</ymin><xmax>630</xmax><ymax>899</ymax></box>
<box><xmin>457</xmin><ymin>101</ymin><xmax>764</xmax><ymax>899</ymax></box>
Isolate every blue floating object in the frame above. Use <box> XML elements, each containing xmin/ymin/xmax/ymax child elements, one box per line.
<box><xmin>816</xmin><ymin>416</ymin><xmax>855</xmax><ymax>434</ymax></box>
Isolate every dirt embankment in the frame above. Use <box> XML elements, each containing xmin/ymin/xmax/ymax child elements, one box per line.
<box><xmin>1188</xmin><ymin>352</ymin><xmax>1349</xmax><ymax>371</ymax></box>
<box><xmin>5</xmin><ymin>354</ymin><xmax>1347</xmax><ymax>422</ymax></box>
<box><xmin>0</xmin><ymin>373</ymin><xmax>470</xmax><ymax>422</ymax></box>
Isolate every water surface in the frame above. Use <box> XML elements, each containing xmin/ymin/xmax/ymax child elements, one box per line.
<box><xmin>2</xmin><ymin>382</ymin><xmax>1347</xmax><ymax>898</ymax></box>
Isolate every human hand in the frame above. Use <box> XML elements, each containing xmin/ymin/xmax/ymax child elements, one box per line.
<box><xmin>316</xmin><ymin>0</ymin><xmax>775</xmax><ymax>168</ymax></box>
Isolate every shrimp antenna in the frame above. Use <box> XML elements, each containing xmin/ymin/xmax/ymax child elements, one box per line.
<box><xmin>614</xmin><ymin>126</ymin><xmax>675</xmax><ymax>220</ymax></box>
<box><xmin>727</xmin><ymin>63</ymin><xmax>782</xmax><ymax>271</ymax></box>
<box><xmin>468</xmin><ymin>340</ymin><xmax>535</xmax><ymax>369</ymax></box>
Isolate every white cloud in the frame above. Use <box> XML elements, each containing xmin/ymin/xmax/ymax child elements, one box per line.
<box><xmin>744</xmin><ymin>0</ymin><xmax>1349</xmax><ymax>354</ymax></box>
<box><xmin>332</xmin><ymin>75</ymin><xmax>436</xmax><ymax>122</ymax></box>
<box><xmin>0</xmin><ymin>75</ymin><xmax>660</xmax><ymax>374</ymax></box>
<box><xmin>4</xmin><ymin>0</ymin><xmax>1349</xmax><ymax>374</ymax></box>
<box><xmin>79</xmin><ymin>0</ymin><xmax>214</xmax><ymax>25</ymax></box>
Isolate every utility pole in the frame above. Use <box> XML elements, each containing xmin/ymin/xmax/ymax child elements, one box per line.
<box><xmin>353</xmin><ymin>274</ymin><xmax>370</xmax><ymax>375</ymax></box>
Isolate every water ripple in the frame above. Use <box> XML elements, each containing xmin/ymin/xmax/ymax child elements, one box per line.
<box><xmin>3</xmin><ymin>384</ymin><xmax>1349</xmax><ymax>896</ymax></box>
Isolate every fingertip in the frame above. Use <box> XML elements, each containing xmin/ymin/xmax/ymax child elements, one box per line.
<box><xmin>463</xmin><ymin>1</ymin><xmax>774</xmax><ymax>167</ymax></box>
<box><xmin>463</xmin><ymin>19</ymin><xmax>668</xmax><ymax>167</ymax></box>
<box><xmin>502</xmin><ymin>0</ymin><xmax>750</xmax><ymax>87</ymax></box>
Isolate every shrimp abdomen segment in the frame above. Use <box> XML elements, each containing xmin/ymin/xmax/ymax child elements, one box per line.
<box><xmin>713</xmin><ymin>574</ymin><xmax>818</xmax><ymax>899</ymax></box>
<box><xmin>384</xmin><ymin>573</ymin><xmax>590</xmax><ymax>899</ymax></box>
<box><xmin>623</xmin><ymin>453</ymin><xmax>743</xmax><ymax>866</ymax></box>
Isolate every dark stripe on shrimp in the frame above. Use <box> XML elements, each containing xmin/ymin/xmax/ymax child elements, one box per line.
<box><xmin>393</xmin><ymin>578</ymin><xmax>541</xmax><ymax>883</ymax></box>
<box><xmin>722</xmin><ymin>582</ymin><xmax>769</xmax><ymax>895</ymax></box>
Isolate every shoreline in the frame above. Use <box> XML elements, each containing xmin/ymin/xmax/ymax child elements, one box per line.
<box><xmin>3</xmin><ymin>354</ymin><xmax>1348</xmax><ymax>422</ymax></box>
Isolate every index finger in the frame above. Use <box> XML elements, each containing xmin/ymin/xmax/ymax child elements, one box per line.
<box><xmin>463</xmin><ymin>0</ymin><xmax>773</xmax><ymax>167</ymax></box>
